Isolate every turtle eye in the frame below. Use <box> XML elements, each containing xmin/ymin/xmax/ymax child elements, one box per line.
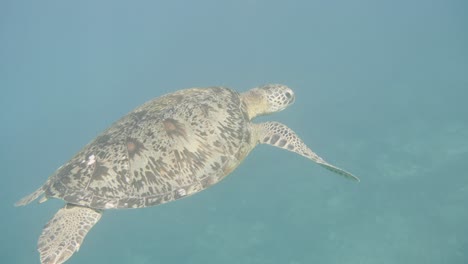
<box><xmin>285</xmin><ymin>92</ymin><xmax>292</xmax><ymax>99</ymax></box>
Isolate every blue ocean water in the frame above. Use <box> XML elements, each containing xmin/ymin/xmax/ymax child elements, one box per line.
<box><xmin>1</xmin><ymin>0</ymin><xmax>467</xmax><ymax>263</ymax></box>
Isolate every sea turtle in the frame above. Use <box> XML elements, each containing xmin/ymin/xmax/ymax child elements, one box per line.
<box><xmin>16</xmin><ymin>84</ymin><xmax>359</xmax><ymax>264</ymax></box>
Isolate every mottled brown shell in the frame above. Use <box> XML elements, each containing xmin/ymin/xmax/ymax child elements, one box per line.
<box><xmin>43</xmin><ymin>87</ymin><xmax>253</xmax><ymax>209</ymax></box>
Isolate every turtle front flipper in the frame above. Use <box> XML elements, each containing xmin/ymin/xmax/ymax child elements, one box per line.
<box><xmin>38</xmin><ymin>204</ymin><xmax>102</xmax><ymax>264</ymax></box>
<box><xmin>254</xmin><ymin>122</ymin><xmax>360</xmax><ymax>182</ymax></box>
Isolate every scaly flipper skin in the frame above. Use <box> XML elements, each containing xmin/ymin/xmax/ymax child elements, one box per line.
<box><xmin>38</xmin><ymin>204</ymin><xmax>102</xmax><ymax>264</ymax></box>
<box><xmin>254</xmin><ymin>122</ymin><xmax>360</xmax><ymax>182</ymax></box>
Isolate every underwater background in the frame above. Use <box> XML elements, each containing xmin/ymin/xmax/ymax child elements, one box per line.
<box><xmin>1</xmin><ymin>0</ymin><xmax>467</xmax><ymax>263</ymax></box>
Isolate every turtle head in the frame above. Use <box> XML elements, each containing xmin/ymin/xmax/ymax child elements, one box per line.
<box><xmin>241</xmin><ymin>84</ymin><xmax>295</xmax><ymax>119</ymax></box>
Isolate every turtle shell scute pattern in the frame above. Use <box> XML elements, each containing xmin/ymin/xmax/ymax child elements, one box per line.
<box><xmin>43</xmin><ymin>87</ymin><xmax>253</xmax><ymax>209</ymax></box>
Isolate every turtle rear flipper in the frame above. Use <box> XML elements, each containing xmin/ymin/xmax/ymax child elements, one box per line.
<box><xmin>15</xmin><ymin>186</ymin><xmax>45</xmax><ymax>206</ymax></box>
<box><xmin>38</xmin><ymin>204</ymin><xmax>102</xmax><ymax>264</ymax></box>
